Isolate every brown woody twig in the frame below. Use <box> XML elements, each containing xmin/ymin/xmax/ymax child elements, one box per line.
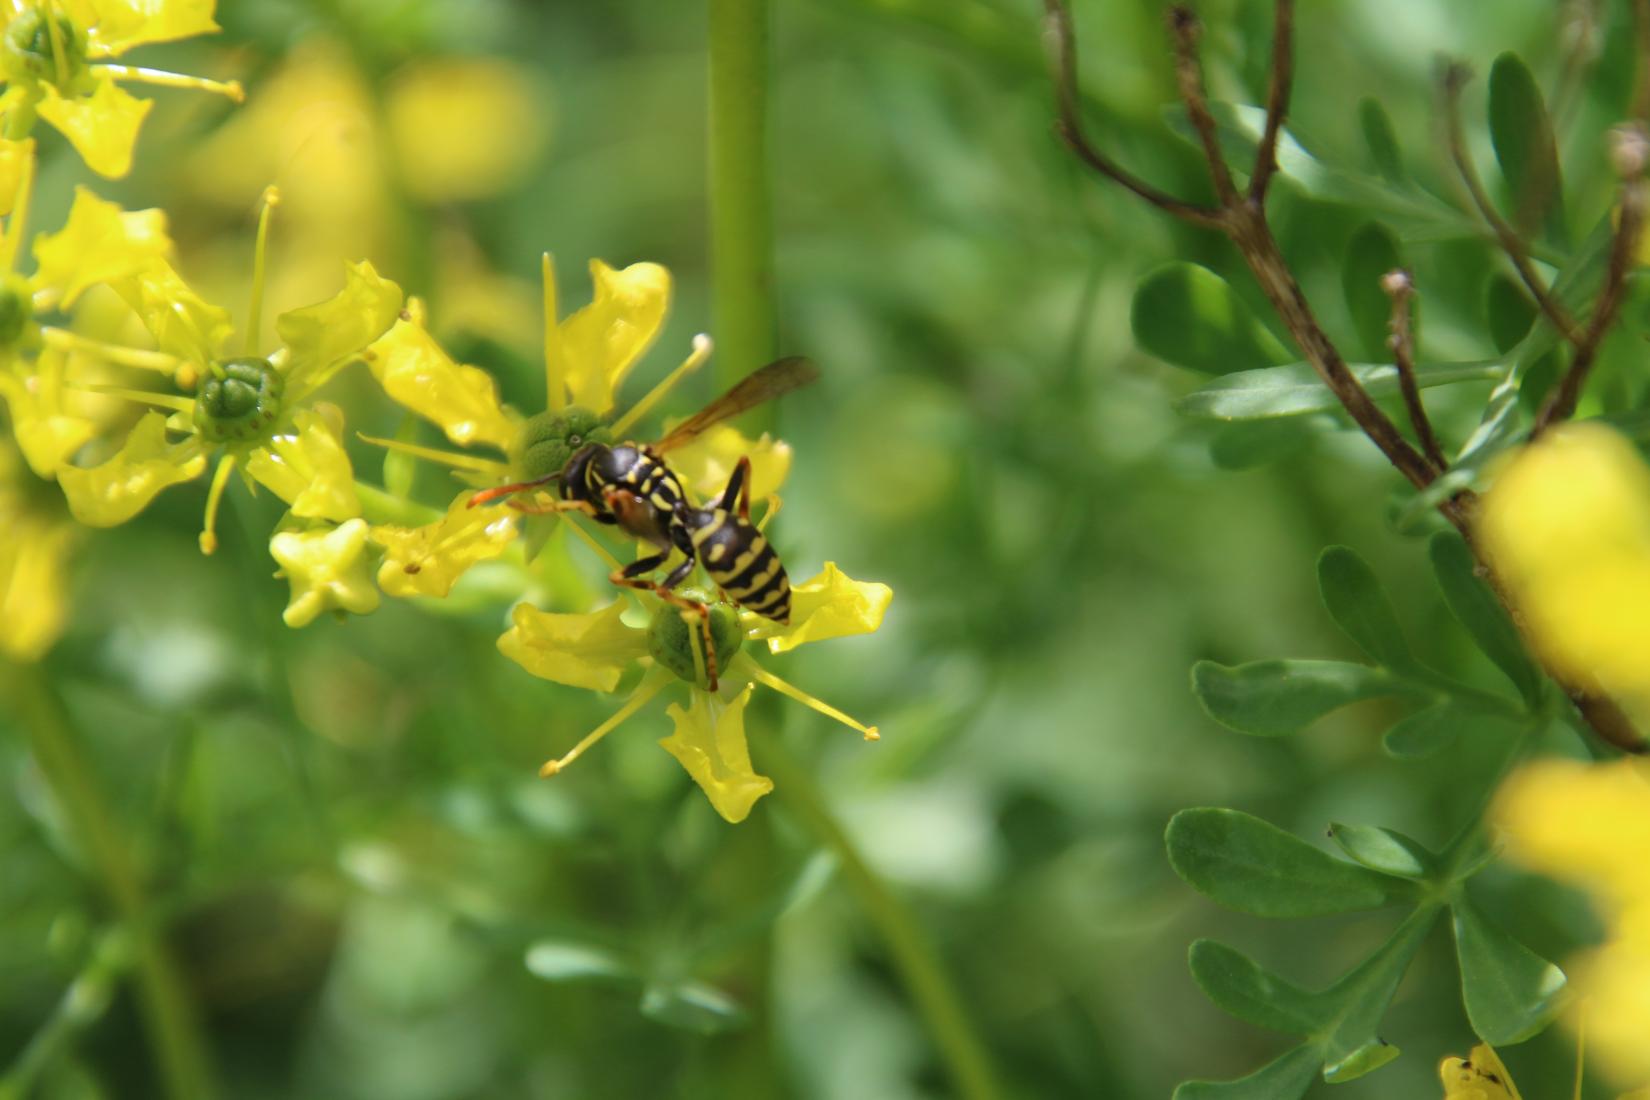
<box><xmin>1381</xmin><ymin>270</ymin><xmax>1448</xmax><ymax>469</ymax></box>
<box><xmin>1249</xmin><ymin>0</ymin><xmax>1294</xmax><ymax>202</ymax></box>
<box><xmin>1165</xmin><ymin>7</ymin><xmax>1239</xmax><ymax>205</ymax></box>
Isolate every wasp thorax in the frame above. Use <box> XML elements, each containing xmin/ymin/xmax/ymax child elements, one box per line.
<box><xmin>648</xmin><ymin>593</ymin><xmax>744</xmax><ymax>689</ymax></box>
<box><xmin>512</xmin><ymin>406</ymin><xmax>613</xmax><ymax>482</ymax></box>
<box><xmin>0</xmin><ymin>275</ymin><xmax>32</xmax><ymax>347</ymax></box>
<box><xmin>193</xmin><ymin>357</ymin><xmax>283</xmax><ymax>444</ymax></box>
<box><xmin>3</xmin><ymin>9</ymin><xmax>88</xmax><ymax>88</ymax></box>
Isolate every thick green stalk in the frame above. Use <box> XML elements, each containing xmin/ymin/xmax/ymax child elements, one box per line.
<box><xmin>763</xmin><ymin>740</ymin><xmax>1002</xmax><ymax>1100</ymax></box>
<box><xmin>4</xmin><ymin>665</ymin><xmax>216</xmax><ymax>1100</ymax></box>
<box><xmin>708</xmin><ymin>0</ymin><xmax>777</xmax><ymax>414</ymax></box>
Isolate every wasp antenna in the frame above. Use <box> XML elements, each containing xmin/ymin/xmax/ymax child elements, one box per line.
<box><xmin>468</xmin><ymin>474</ymin><xmax>558</xmax><ymax>508</ymax></box>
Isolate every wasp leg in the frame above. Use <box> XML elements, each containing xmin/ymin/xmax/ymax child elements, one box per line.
<box><xmin>717</xmin><ymin>455</ymin><xmax>754</xmax><ymax>521</ymax></box>
<box><xmin>619</xmin><ymin>551</ymin><xmax>670</xmax><ymax>579</ymax></box>
<box><xmin>610</xmin><ymin>554</ymin><xmax>721</xmax><ymax>690</ymax></box>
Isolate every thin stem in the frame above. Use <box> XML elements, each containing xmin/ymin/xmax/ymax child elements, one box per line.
<box><xmin>1440</xmin><ymin>64</ymin><xmax>1583</xmax><ymax>345</ymax></box>
<box><xmin>1634</xmin><ymin>0</ymin><xmax>1650</xmax><ymax>123</ymax></box>
<box><xmin>4</xmin><ymin>663</ymin><xmax>217</xmax><ymax>1100</ymax></box>
<box><xmin>1249</xmin><ymin>0</ymin><xmax>1294</xmax><ymax>202</ymax></box>
<box><xmin>1382</xmin><ymin>270</ymin><xmax>1448</xmax><ymax>468</ymax></box>
<box><xmin>1166</xmin><ymin>7</ymin><xmax>1239</xmax><ymax>205</ymax></box>
<box><xmin>1039</xmin><ymin>0</ymin><xmax>1222</xmax><ymax>227</ymax></box>
<box><xmin>759</xmin><ymin>738</ymin><xmax>1001</xmax><ymax>1100</ymax></box>
<box><xmin>708</xmin><ymin>0</ymin><xmax>778</xmax><ymax>411</ymax></box>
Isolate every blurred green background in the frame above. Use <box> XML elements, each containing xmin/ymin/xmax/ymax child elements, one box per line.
<box><xmin>0</xmin><ymin>0</ymin><xmax>1631</xmax><ymax>1096</ymax></box>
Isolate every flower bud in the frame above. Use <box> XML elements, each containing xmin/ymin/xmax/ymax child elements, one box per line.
<box><xmin>512</xmin><ymin>405</ymin><xmax>612</xmax><ymax>482</ymax></box>
<box><xmin>193</xmin><ymin>357</ymin><xmax>283</xmax><ymax>444</ymax></box>
<box><xmin>3</xmin><ymin>9</ymin><xmax>87</xmax><ymax>88</ymax></box>
<box><xmin>648</xmin><ymin>591</ymin><xmax>743</xmax><ymax>688</ymax></box>
<box><xmin>0</xmin><ymin>273</ymin><xmax>33</xmax><ymax>347</ymax></box>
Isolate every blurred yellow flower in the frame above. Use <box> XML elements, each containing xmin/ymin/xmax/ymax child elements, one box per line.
<box><xmin>384</xmin><ymin>57</ymin><xmax>547</xmax><ymax>204</ymax></box>
<box><xmin>1</xmin><ymin>0</ymin><xmax>242</xmax><ymax>179</ymax></box>
<box><xmin>270</xmin><ymin>517</ymin><xmax>380</xmax><ymax>628</ymax></box>
<box><xmin>1477</xmin><ymin>423</ymin><xmax>1650</xmax><ymax>723</ymax></box>
<box><xmin>0</xmin><ymin>437</ymin><xmax>74</xmax><ymax>661</ymax></box>
<box><xmin>1494</xmin><ymin>758</ymin><xmax>1650</xmax><ymax>1092</ymax></box>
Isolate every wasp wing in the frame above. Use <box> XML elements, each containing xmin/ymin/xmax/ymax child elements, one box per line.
<box><xmin>651</xmin><ymin>356</ymin><xmax>819</xmax><ymax>453</ymax></box>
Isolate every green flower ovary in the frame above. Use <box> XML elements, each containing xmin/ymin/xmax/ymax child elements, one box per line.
<box><xmin>648</xmin><ymin>593</ymin><xmax>744</xmax><ymax>688</ymax></box>
<box><xmin>512</xmin><ymin>406</ymin><xmax>612</xmax><ymax>482</ymax></box>
<box><xmin>193</xmin><ymin>357</ymin><xmax>284</xmax><ymax>444</ymax></box>
<box><xmin>0</xmin><ymin>275</ymin><xmax>33</xmax><ymax>347</ymax></box>
<box><xmin>2</xmin><ymin>9</ymin><xmax>88</xmax><ymax>89</ymax></box>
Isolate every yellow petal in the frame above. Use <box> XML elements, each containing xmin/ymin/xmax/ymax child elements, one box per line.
<box><xmin>370</xmin><ymin>491</ymin><xmax>518</xmax><ymax>599</ymax></box>
<box><xmin>32</xmin><ymin>186</ymin><xmax>172</xmax><ymax>306</ymax></box>
<box><xmin>0</xmin><ymin>137</ymin><xmax>35</xmax><ymax>217</ymax></box>
<box><xmin>496</xmin><ymin>601</ymin><xmax>647</xmax><ymax>692</ymax></box>
<box><xmin>57</xmin><ymin>410</ymin><xmax>205</xmax><ymax>525</ymax></box>
<box><xmin>0</xmin><ymin>368</ymin><xmax>96</xmax><ymax>478</ymax></box>
<box><xmin>269</xmin><ymin>518</ymin><xmax>380</xmax><ymax>628</ymax></box>
<box><xmin>71</xmin><ymin>0</ymin><xmax>219</xmax><ymax>54</ymax></box>
<box><xmin>551</xmin><ymin>259</ymin><xmax>670</xmax><ymax>415</ymax></box>
<box><xmin>384</xmin><ymin>57</ymin><xmax>547</xmax><ymax>203</ymax></box>
<box><xmin>275</xmin><ymin>260</ymin><xmax>404</xmax><ymax>396</ymax></box>
<box><xmin>243</xmin><ymin>406</ymin><xmax>359</xmax><ymax>522</ymax></box>
<box><xmin>666</xmin><ymin>424</ymin><xmax>791</xmax><ymax>503</ymax></box>
<box><xmin>362</xmin><ymin>315</ymin><xmax>517</xmax><ymax>449</ymax></box>
<box><xmin>0</xmin><ymin>449</ymin><xmax>74</xmax><ymax>662</ymax></box>
<box><xmin>765</xmin><ymin>562</ymin><xmax>892</xmax><ymax>654</ymax></box>
<box><xmin>659</xmin><ymin>686</ymin><xmax>773</xmax><ymax>824</ymax></box>
<box><xmin>37</xmin><ymin>72</ymin><xmax>151</xmax><ymax>179</ymax></box>
<box><xmin>113</xmin><ymin>259</ymin><xmax>234</xmax><ymax>364</ymax></box>
<box><xmin>1438</xmin><ymin>1044</ymin><xmax>1521</xmax><ymax>1100</ymax></box>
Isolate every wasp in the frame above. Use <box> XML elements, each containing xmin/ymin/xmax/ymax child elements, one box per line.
<box><xmin>469</xmin><ymin>356</ymin><xmax>819</xmax><ymax>689</ymax></box>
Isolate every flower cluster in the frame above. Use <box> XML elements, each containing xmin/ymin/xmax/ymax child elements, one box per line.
<box><xmin>0</xmin><ymin>0</ymin><xmax>892</xmax><ymax>823</ymax></box>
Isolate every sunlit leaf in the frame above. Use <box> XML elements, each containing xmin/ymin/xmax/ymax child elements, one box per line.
<box><xmin>1429</xmin><ymin>533</ymin><xmax>1541</xmax><ymax>705</ymax></box>
<box><xmin>1188</xmin><ymin>940</ymin><xmax>1327</xmax><ymax>1034</ymax></box>
<box><xmin>1358</xmin><ymin>98</ymin><xmax>1404</xmax><ymax>185</ymax></box>
<box><xmin>1327</xmin><ymin>823</ymin><xmax>1436</xmax><ymax>880</ymax></box>
<box><xmin>1191</xmin><ymin>659</ymin><xmax>1408</xmax><ymax>736</ymax></box>
<box><xmin>1176</xmin><ymin>361</ymin><xmax>1501</xmax><ymax>421</ymax></box>
<box><xmin>1452</xmin><ymin>895</ymin><xmax>1566</xmax><ymax>1045</ymax></box>
<box><xmin>1381</xmin><ymin>702</ymin><xmax>1465</xmax><ymax>759</ymax></box>
<box><xmin>1320</xmin><ymin>907</ymin><xmax>1439</xmax><ymax>1068</ymax></box>
<box><xmin>1208</xmin><ymin>420</ymin><xmax>1315</xmax><ymax>470</ymax></box>
<box><xmin>1172</xmin><ymin>1043</ymin><xmax>1321</xmax><ymax>1100</ymax></box>
<box><xmin>1485</xmin><ymin>274</ymin><xmax>1536</xmax><ymax>356</ymax></box>
<box><xmin>1317</xmin><ymin>546</ymin><xmax>1413</xmax><ymax>670</ymax></box>
<box><xmin>1131</xmin><ymin>263</ymin><xmax>1289</xmax><ymax>375</ymax></box>
<box><xmin>638</xmin><ymin>980</ymin><xmax>748</xmax><ymax>1034</ymax></box>
<box><xmin>525</xmin><ymin>940</ymin><xmax>632</xmax><ymax>983</ymax></box>
<box><xmin>1488</xmin><ymin>53</ymin><xmax>1564</xmax><ymax>245</ymax></box>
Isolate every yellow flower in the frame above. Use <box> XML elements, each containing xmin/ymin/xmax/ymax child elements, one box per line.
<box><xmin>1493</xmin><ymin>758</ymin><xmax>1650</xmax><ymax>1092</ymax></box>
<box><xmin>370</xmin><ymin>491</ymin><xmax>518</xmax><ymax>599</ymax></box>
<box><xmin>1477</xmin><ymin>423</ymin><xmax>1650</xmax><ymax>724</ymax></box>
<box><xmin>1</xmin><ymin>0</ymin><xmax>243</xmax><ymax>179</ymax></box>
<box><xmin>1439</xmin><ymin>1044</ymin><xmax>1521</xmax><ymax>1100</ymax></box>
<box><xmin>0</xmin><ymin>436</ymin><xmax>74</xmax><ymax>661</ymax></box>
<box><xmin>269</xmin><ymin>517</ymin><xmax>379</xmax><ymax>628</ymax></box>
<box><xmin>496</xmin><ymin>563</ymin><xmax>890</xmax><ymax>823</ymax></box>
<box><xmin>384</xmin><ymin>57</ymin><xmax>548</xmax><ymax>204</ymax></box>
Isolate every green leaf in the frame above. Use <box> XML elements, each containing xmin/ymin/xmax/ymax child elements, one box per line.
<box><xmin>1132</xmin><ymin>263</ymin><xmax>1290</xmax><ymax>374</ymax></box>
<box><xmin>524</xmin><ymin>940</ymin><xmax>632</xmax><ymax>983</ymax></box>
<box><xmin>1381</xmin><ymin>702</ymin><xmax>1463</xmax><ymax>759</ymax></box>
<box><xmin>1173</xmin><ymin>1044</ymin><xmax>1321</xmax><ymax>1100</ymax></box>
<box><xmin>1209</xmin><ymin>420</ymin><xmax>1315</xmax><ymax>470</ymax></box>
<box><xmin>1452</xmin><ymin>896</ymin><xmax>1567</xmax><ymax>1045</ymax></box>
<box><xmin>1191</xmin><ymin>659</ymin><xmax>1406</xmax><ymax>737</ymax></box>
<box><xmin>1188</xmin><ymin>940</ymin><xmax>1327</xmax><ymax>1034</ymax></box>
<box><xmin>1322</xmin><ymin>1039</ymin><xmax>1401</xmax><ymax>1083</ymax></box>
<box><xmin>1176</xmin><ymin>360</ymin><xmax>1501</xmax><ymax>421</ymax></box>
<box><xmin>1166</xmin><ymin>808</ymin><xmax>1409</xmax><ymax>917</ymax></box>
<box><xmin>1488</xmin><ymin>53</ymin><xmax>1564</xmax><ymax>244</ymax></box>
<box><xmin>1320</xmin><ymin>906</ymin><xmax>1441</xmax><ymax>1067</ymax></box>
<box><xmin>1429</xmin><ymin>532</ymin><xmax>1541</xmax><ymax>704</ymax></box>
<box><xmin>1486</xmin><ymin>274</ymin><xmax>1536</xmax><ymax>355</ymax></box>
<box><xmin>1342</xmin><ymin>222</ymin><xmax>1402</xmax><ymax>361</ymax></box>
<box><xmin>638</xmin><ymin>980</ymin><xmax>748</xmax><ymax>1034</ymax></box>
<box><xmin>1328</xmin><ymin>823</ymin><xmax>1436</xmax><ymax>880</ymax></box>
<box><xmin>1317</xmin><ymin>546</ymin><xmax>1413</xmax><ymax>669</ymax></box>
<box><xmin>1358</xmin><ymin>98</ymin><xmax>1404</xmax><ymax>184</ymax></box>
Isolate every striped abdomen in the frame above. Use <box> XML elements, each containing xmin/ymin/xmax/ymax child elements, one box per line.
<box><xmin>687</xmin><ymin>508</ymin><xmax>791</xmax><ymax>623</ymax></box>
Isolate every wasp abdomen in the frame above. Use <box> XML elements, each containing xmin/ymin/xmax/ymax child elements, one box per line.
<box><xmin>690</xmin><ymin>509</ymin><xmax>791</xmax><ymax>624</ymax></box>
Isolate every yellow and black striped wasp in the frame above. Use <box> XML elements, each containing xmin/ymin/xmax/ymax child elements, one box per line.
<box><xmin>469</xmin><ymin>356</ymin><xmax>819</xmax><ymax>689</ymax></box>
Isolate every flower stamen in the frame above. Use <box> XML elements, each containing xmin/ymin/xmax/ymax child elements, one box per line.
<box><xmin>74</xmin><ymin>382</ymin><xmax>193</xmax><ymax>413</ymax></box>
<box><xmin>541</xmin><ymin>252</ymin><xmax>563</xmax><ymax>411</ymax></box>
<box><xmin>199</xmin><ymin>453</ymin><xmax>237</xmax><ymax>555</ymax></box>
<box><xmin>560</xmin><ymin>512</ymin><xmax>623</xmax><ymax>571</ymax></box>
<box><xmin>357</xmin><ymin>432</ymin><xmax>509</xmax><ymax>475</ymax></box>
<box><xmin>610</xmin><ymin>333</ymin><xmax>713</xmax><ymax>439</ymax></box>
<box><xmin>0</xmin><ymin>140</ymin><xmax>33</xmax><ymax>274</ymax></box>
<box><xmin>736</xmin><ymin>654</ymin><xmax>881</xmax><ymax>740</ymax></box>
<box><xmin>245</xmin><ymin>186</ymin><xmax>278</xmax><ymax>353</ymax></box>
<box><xmin>42</xmin><ymin>328</ymin><xmax>180</xmax><ymax>372</ymax></box>
<box><xmin>541</xmin><ymin>670</ymin><xmax>669</xmax><ymax>776</ymax></box>
<box><xmin>92</xmin><ymin>64</ymin><xmax>245</xmax><ymax>103</ymax></box>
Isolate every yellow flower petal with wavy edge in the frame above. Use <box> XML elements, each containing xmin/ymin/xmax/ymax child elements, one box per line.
<box><xmin>0</xmin><ymin>371</ymin><xmax>95</xmax><ymax>478</ymax></box>
<box><xmin>33</xmin><ymin>187</ymin><xmax>171</xmax><ymax>307</ymax></box>
<box><xmin>37</xmin><ymin>72</ymin><xmax>151</xmax><ymax>179</ymax></box>
<box><xmin>0</xmin><ymin>137</ymin><xmax>34</xmax><ymax>216</ymax></box>
<box><xmin>659</xmin><ymin>686</ymin><xmax>773</xmax><ymax>824</ymax></box>
<box><xmin>371</xmin><ymin>491</ymin><xmax>518</xmax><ymax>599</ymax></box>
<box><xmin>275</xmin><ymin>260</ymin><xmax>404</xmax><ymax>396</ymax></box>
<box><xmin>552</xmin><ymin>259</ymin><xmax>670</xmax><ymax>415</ymax></box>
<box><xmin>496</xmin><ymin>601</ymin><xmax>647</xmax><ymax>692</ymax></box>
<box><xmin>362</xmin><ymin>316</ymin><xmax>516</xmax><ymax>449</ymax></box>
<box><xmin>0</xmin><ymin>510</ymin><xmax>73</xmax><ymax>661</ymax></box>
<box><xmin>114</xmin><ymin>260</ymin><xmax>233</xmax><ymax>364</ymax></box>
<box><xmin>269</xmin><ymin>518</ymin><xmax>379</xmax><ymax>628</ymax></box>
<box><xmin>667</xmin><ymin>424</ymin><xmax>791</xmax><ymax>504</ymax></box>
<box><xmin>57</xmin><ymin>410</ymin><xmax>205</xmax><ymax>525</ymax></box>
<box><xmin>243</xmin><ymin>407</ymin><xmax>359</xmax><ymax>522</ymax></box>
<box><xmin>68</xmin><ymin>0</ymin><xmax>220</xmax><ymax>55</ymax></box>
<box><xmin>385</xmin><ymin>57</ymin><xmax>546</xmax><ymax>203</ymax></box>
<box><xmin>1438</xmin><ymin>1044</ymin><xmax>1521</xmax><ymax>1100</ymax></box>
<box><xmin>765</xmin><ymin>562</ymin><xmax>892</xmax><ymax>654</ymax></box>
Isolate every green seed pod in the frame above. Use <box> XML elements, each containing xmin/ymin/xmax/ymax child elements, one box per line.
<box><xmin>648</xmin><ymin>592</ymin><xmax>744</xmax><ymax>689</ymax></box>
<box><xmin>0</xmin><ymin>274</ymin><xmax>33</xmax><ymax>347</ymax></box>
<box><xmin>3</xmin><ymin>9</ymin><xmax>88</xmax><ymax>87</ymax></box>
<box><xmin>512</xmin><ymin>406</ymin><xmax>613</xmax><ymax>482</ymax></box>
<box><xmin>193</xmin><ymin>357</ymin><xmax>284</xmax><ymax>444</ymax></box>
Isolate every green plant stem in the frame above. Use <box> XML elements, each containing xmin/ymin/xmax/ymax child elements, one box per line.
<box><xmin>4</xmin><ymin>664</ymin><xmax>217</xmax><ymax>1100</ymax></box>
<box><xmin>763</xmin><ymin>739</ymin><xmax>1002</xmax><ymax>1100</ymax></box>
<box><xmin>708</xmin><ymin>0</ymin><xmax>777</xmax><ymax>413</ymax></box>
<box><xmin>354</xmin><ymin>481</ymin><xmax>442</xmax><ymax>526</ymax></box>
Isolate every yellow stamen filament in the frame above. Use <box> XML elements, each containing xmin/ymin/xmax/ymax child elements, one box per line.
<box><xmin>43</xmin><ymin>1</ymin><xmax>68</xmax><ymax>88</ymax></box>
<box><xmin>757</xmin><ymin>493</ymin><xmax>782</xmax><ymax>533</ymax></box>
<box><xmin>42</xmin><ymin>328</ymin><xmax>181</xmax><ymax>372</ymax></box>
<box><xmin>540</xmin><ymin>672</ymin><xmax>668</xmax><ymax>776</ymax></box>
<box><xmin>737</xmin><ymin>656</ymin><xmax>881</xmax><ymax>741</ymax></box>
<box><xmin>246</xmin><ymin>186</ymin><xmax>279</xmax><ymax>354</ymax></box>
<box><xmin>199</xmin><ymin>453</ymin><xmax>237</xmax><ymax>555</ymax></box>
<box><xmin>542</xmin><ymin>253</ymin><xmax>564</xmax><ymax>411</ymax></box>
<box><xmin>610</xmin><ymin>334</ymin><xmax>713</xmax><ymax>440</ymax></box>
<box><xmin>93</xmin><ymin>65</ymin><xmax>246</xmax><ymax>103</ymax></box>
<box><xmin>0</xmin><ymin>142</ymin><xmax>34</xmax><ymax>274</ymax></box>
<box><xmin>1573</xmin><ymin>1001</ymin><xmax>1586</xmax><ymax>1100</ymax></box>
<box><xmin>561</xmin><ymin>513</ymin><xmax>623</xmax><ymax>571</ymax></box>
<box><xmin>356</xmin><ymin>433</ymin><xmax>509</xmax><ymax>476</ymax></box>
<box><xmin>74</xmin><ymin>383</ymin><xmax>194</xmax><ymax>413</ymax></box>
